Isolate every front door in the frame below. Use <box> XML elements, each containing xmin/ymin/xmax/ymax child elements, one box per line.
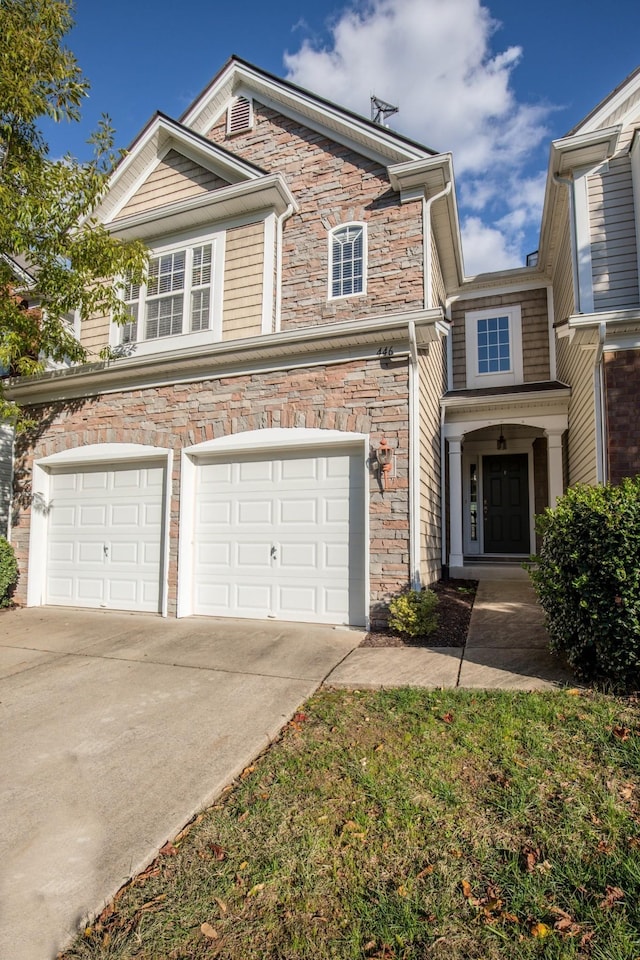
<box><xmin>482</xmin><ymin>454</ymin><xmax>530</xmax><ymax>554</ymax></box>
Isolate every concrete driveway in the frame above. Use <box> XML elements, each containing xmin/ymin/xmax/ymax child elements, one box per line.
<box><xmin>0</xmin><ymin>607</ymin><xmax>361</xmax><ymax>960</ymax></box>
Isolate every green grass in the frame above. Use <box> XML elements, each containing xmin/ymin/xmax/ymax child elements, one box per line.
<box><xmin>62</xmin><ymin>689</ymin><xmax>639</xmax><ymax>960</ymax></box>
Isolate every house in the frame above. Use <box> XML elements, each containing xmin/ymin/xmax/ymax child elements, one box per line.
<box><xmin>6</xmin><ymin>58</ymin><xmax>640</xmax><ymax>628</ymax></box>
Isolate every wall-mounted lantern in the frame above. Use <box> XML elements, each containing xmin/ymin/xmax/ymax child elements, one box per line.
<box><xmin>377</xmin><ymin>438</ymin><xmax>394</xmax><ymax>488</ymax></box>
<box><xmin>497</xmin><ymin>426</ymin><xmax>507</xmax><ymax>451</ymax></box>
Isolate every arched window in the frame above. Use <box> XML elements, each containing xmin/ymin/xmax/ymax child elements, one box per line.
<box><xmin>329</xmin><ymin>223</ymin><xmax>366</xmax><ymax>298</ymax></box>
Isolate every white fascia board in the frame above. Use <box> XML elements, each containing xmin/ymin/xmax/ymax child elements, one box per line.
<box><xmin>37</xmin><ymin>443</ymin><xmax>171</xmax><ymax>465</ymax></box>
<box><xmin>184</xmin><ymin>61</ymin><xmax>430</xmax><ymax>167</ymax></box>
<box><xmin>551</xmin><ymin>126</ymin><xmax>621</xmax><ymax>176</ymax></box>
<box><xmin>106</xmin><ymin>175</ymin><xmax>298</xmax><ymax>241</ymax></box>
<box><xmin>441</xmin><ymin>385</ymin><xmax>571</xmax><ymax>413</ymax></box>
<box><xmin>388</xmin><ymin>155</ymin><xmax>451</xmax><ymax>196</ymax></box>
<box><xmin>568</xmin><ymin>308</ymin><xmax>640</xmax><ymax>328</ymax></box>
<box><xmin>450</xmin><ymin>274</ymin><xmax>547</xmax><ymax>301</ymax></box>
<box><xmin>8</xmin><ymin>309</ymin><xmax>440</xmax><ymax>404</ymax></box>
<box><xmin>184</xmin><ymin>428</ymin><xmax>368</xmax><ymax>457</ymax></box>
<box><xmin>96</xmin><ymin>116</ymin><xmax>265</xmax><ymax>224</ymax></box>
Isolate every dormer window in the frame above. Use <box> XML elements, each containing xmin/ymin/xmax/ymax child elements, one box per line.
<box><xmin>329</xmin><ymin>223</ymin><xmax>366</xmax><ymax>299</ymax></box>
<box><xmin>227</xmin><ymin>96</ymin><xmax>253</xmax><ymax>135</ymax></box>
<box><xmin>465</xmin><ymin>305</ymin><xmax>523</xmax><ymax>389</ymax></box>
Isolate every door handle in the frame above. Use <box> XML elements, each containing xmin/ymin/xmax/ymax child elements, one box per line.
<box><xmin>270</xmin><ymin>545</ymin><xmax>277</xmax><ymax>560</ymax></box>
<box><xmin>483</xmin><ymin>499</ymin><xmax>488</xmax><ymax>519</ymax></box>
<box><xmin>103</xmin><ymin>544</ymin><xmax>109</xmax><ymax>557</ymax></box>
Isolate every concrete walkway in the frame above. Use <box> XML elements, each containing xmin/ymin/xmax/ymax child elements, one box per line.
<box><xmin>325</xmin><ymin>578</ymin><xmax>574</xmax><ymax>690</ymax></box>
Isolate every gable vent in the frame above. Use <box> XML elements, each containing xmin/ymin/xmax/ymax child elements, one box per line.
<box><xmin>227</xmin><ymin>96</ymin><xmax>253</xmax><ymax>135</ymax></box>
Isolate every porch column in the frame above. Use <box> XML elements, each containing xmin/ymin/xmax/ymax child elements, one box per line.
<box><xmin>545</xmin><ymin>429</ymin><xmax>565</xmax><ymax>508</ymax></box>
<box><xmin>448</xmin><ymin>435</ymin><xmax>464</xmax><ymax>568</ymax></box>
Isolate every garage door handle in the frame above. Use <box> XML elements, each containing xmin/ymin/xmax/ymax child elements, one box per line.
<box><xmin>270</xmin><ymin>545</ymin><xmax>277</xmax><ymax>559</ymax></box>
<box><xmin>103</xmin><ymin>544</ymin><xmax>109</xmax><ymax>557</ymax></box>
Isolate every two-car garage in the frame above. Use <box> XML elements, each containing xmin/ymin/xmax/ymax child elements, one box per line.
<box><xmin>30</xmin><ymin>431</ymin><xmax>367</xmax><ymax>627</ymax></box>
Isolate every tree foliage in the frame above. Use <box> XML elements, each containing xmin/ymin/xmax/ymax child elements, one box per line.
<box><xmin>0</xmin><ymin>0</ymin><xmax>147</xmax><ymax>420</ymax></box>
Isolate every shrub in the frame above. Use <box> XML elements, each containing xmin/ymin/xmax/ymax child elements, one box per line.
<box><xmin>388</xmin><ymin>588</ymin><xmax>438</xmax><ymax>638</ymax></box>
<box><xmin>0</xmin><ymin>536</ymin><xmax>18</xmax><ymax>608</ymax></box>
<box><xmin>529</xmin><ymin>478</ymin><xmax>640</xmax><ymax>689</ymax></box>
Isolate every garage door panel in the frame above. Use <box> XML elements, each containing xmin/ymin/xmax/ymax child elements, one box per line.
<box><xmin>239</xmin><ymin>460</ymin><xmax>273</xmax><ymax>482</ymax></box>
<box><xmin>191</xmin><ymin>448</ymin><xmax>365</xmax><ymax>625</ymax></box>
<box><xmin>81</xmin><ymin>472</ymin><xmax>108</xmax><ymax>491</ymax></box>
<box><xmin>280</xmin><ymin>498</ymin><xmax>316</xmax><ymax>524</ymax></box>
<box><xmin>46</xmin><ymin>460</ymin><xmax>165</xmax><ymax>612</ymax></box>
<box><xmin>238</xmin><ymin>500</ymin><xmax>273</xmax><ymax>525</ymax></box>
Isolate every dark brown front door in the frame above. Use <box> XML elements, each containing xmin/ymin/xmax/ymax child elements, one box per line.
<box><xmin>482</xmin><ymin>454</ymin><xmax>530</xmax><ymax>554</ymax></box>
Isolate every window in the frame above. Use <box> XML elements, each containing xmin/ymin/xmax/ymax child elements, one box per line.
<box><xmin>477</xmin><ymin>315</ymin><xmax>510</xmax><ymax>374</ymax></box>
<box><xmin>465</xmin><ymin>305</ymin><xmax>523</xmax><ymax>389</ymax></box>
<box><xmin>329</xmin><ymin>224</ymin><xmax>366</xmax><ymax>299</ymax></box>
<box><xmin>118</xmin><ymin>240</ymin><xmax>215</xmax><ymax>345</ymax></box>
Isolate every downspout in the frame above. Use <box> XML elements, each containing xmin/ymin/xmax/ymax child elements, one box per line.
<box><xmin>553</xmin><ymin>174</ymin><xmax>581</xmax><ymax>312</ymax></box>
<box><xmin>274</xmin><ymin>204</ymin><xmax>295</xmax><ymax>333</ymax></box>
<box><xmin>421</xmin><ymin>180</ymin><xmax>452</xmax><ymax>576</ymax></box>
<box><xmin>594</xmin><ymin>320</ymin><xmax>608</xmax><ymax>483</ymax></box>
<box><xmin>408</xmin><ymin>319</ymin><xmax>421</xmax><ymax>589</ymax></box>
<box><xmin>422</xmin><ymin>182</ymin><xmax>452</xmax><ymax>310</ymax></box>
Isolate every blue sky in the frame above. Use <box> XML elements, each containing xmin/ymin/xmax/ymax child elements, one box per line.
<box><xmin>46</xmin><ymin>0</ymin><xmax>640</xmax><ymax>275</ymax></box>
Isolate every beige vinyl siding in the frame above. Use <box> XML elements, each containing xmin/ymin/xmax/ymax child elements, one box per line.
<box><xmin>556</xmin><ymin>335</ymin><xmax>598</xmax><ymax>485</ymax></box>
<box><xmin>222</xmin><ymin>221</ymin><xmax>264</xmax><ymax>339</ymax></box>
<box><xmin>431</xmin><ymin>235</ymin><xmax>446</xmax><ymax>309</ymax></box>
<box><xmin>79</xmin><ymin>312</ymin><xmax>111</xmax><ymax>357</ymax></box>
<box><xmin>418</xmin><ymin>339</ymin><xmax>447</xmax><ymax>584</ymax></box>
<box><xmin>450</xmin><ymin>288</ymin><xmax>550</xmax><ymax>389</ymax></box>
<box><xmin>552</xmin><ymin>211</ymin><xmax>575</xmax><ymax>324</ymax></box>
<box><xmin>588</xmin><ymin>154</ymin><xmax>640</xmax><ymax>310</ymax></box>
<box><xmin>0</xmin><ymin>424</ymin><xmax>14</xmax><ymax>538</ymax></box>
<box><xmin>115</xmin><ymin>150</ymin><xmax>227</xmax><ymax>220</ymax></box>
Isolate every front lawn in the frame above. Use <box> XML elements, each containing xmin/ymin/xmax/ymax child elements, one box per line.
<box><xmin>63</xmin><ymin>689</ymin><xmax>639</xmax><ymax>960</ymax></box>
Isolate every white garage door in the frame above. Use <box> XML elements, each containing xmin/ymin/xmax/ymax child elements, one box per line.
<box><xmin>191</xmin><ymin>448</ymin><xmax>365</xmax><ymax>625</ymax></box>
<box><xmin>46</xmin><ymin>461</ymin><xmax>165</xmax><ymax>612</ymax></box>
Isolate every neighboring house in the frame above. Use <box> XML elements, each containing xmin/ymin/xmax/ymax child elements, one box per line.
<box><xmin>6</xmin><ymin>58</ymin><xmax>640</xmax><ymax>627</ymax></box>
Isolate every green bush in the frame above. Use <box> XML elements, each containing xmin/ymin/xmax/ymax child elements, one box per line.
<box><xmin>530</xmin><ymin>478</ymin><xmax>640</xmax><ymax>689</ymax></box>
<box><xmin>388</xmin><ymin>588</ymin><xmax>438</xmax><ymax>638</ymax></box>
<box><xmin>0</xmin><ymin>536</ymin><xmax>17</xmax><ymax>608</ymax></box>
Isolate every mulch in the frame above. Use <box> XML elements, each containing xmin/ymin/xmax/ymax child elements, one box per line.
<box><xmin>360</xmin><ymin>579</ymin><xmax>478</xmax><ymax>648</ymax></box>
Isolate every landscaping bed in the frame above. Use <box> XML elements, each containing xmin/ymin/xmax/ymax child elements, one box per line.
<box><xmin>362</xmin><ymin>580</ymin><xmax>478</xmax><ymax>648</ymax></box>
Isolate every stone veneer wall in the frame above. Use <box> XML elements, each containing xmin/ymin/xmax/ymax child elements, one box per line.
<box><xmin>207</xmin><ymin>104</ymin><xmax>425</xmax><ymax>328</ymax></box>
<box><xmin>12</xmin><ymin>358</ymin><xmax>411</xmax><ymax>621</ymax></box>
<box><xmin>604</xmin><ymin>350</ymin><xmax>640</xmax><ymax>483</ymax></box>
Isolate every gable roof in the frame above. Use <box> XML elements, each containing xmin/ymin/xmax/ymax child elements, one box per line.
<box><xmin>94</xmin><ymin>112</ymin><xmax>269</xmax><ymax>226</ymax></box>
<box><xmin>180</xmin><ymin>55</ymin><xmax>439</xmax><ymax>167</ymax></box>
<box><xmin>567</xmin><ymin>65</ymin><xmax>640</xmax><ymax>136</ymax></box>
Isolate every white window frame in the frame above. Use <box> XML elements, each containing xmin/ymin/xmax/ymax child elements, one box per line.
<box><xmin>465</xmin><ymin>305</ymin><xmax>523</xmax><ymax>389</ymax></box>
<box><xmin>328</xmin><ymin>222</ymin><xmax>367</xmax><ymax>300</ymax></box>
<box><xmin>112</xmin><ymin>226</ymin><xmax>225</xmax><ymax>356</ymax></box>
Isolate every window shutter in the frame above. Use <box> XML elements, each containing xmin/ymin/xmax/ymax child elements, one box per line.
<box><xmin>227</xmin><ymin>96</ymin><xmax>253</xmax><ymax>135</ymax></box>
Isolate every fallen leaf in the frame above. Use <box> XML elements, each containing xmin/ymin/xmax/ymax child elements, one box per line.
<box><xmin>600</xmin><ymin>885</ymin><xmax>625</xmax><ymax>909</ymax></box>
<box><xmin>397</xmin><ymin>884</ymin><xmax>408</xmax><ymax>897</ymax></box>
<box><xmin>240</xmin><ymin>765</ymin><xmax>255</xmax><ymax>780</ymax></box>
<box><xmin>209</xmin><ymin>843</ymin><xmax>226</xmax><ymax>861</ymax></box>
<box><xmin>140</xmin><ymin>894</ymin><xmax>166</xmax><ymax>912</ymax></box>
<box><xmin>84</xmin><ymin>927</ymin><xmax>92</xmax><ymax>938</ymax></box>
<box><xmin>416</xmin><ymin>865</ymin><xmax>434</xmax><ymax>879</ymax></box>
<box><xmin>200</xmin><ymin>922</ymin><xmax>219</xmax><ymax>940</ymax></box>
<box><xmin>214</xmin><ymin>897</ymin><xmax>227</xmax><ymax>914</ymax></box>
<box><xmin>248</xmin><ymin>882</ymin><xmax>265</xmax><ymax>896</ymax></box>
<box><xmin>566</xmin><ymin>689</ymin><xmax>582</xmax><ymax>696</ymax></box>
<box><xmin>461</xmin><ymin>879</ymin><xmax>473</xmax><ymax>898</ymax></box>
<box><xmin>613</xmin><ymin>725</ymin><xmax>631</xmax><ymax>741</ymax></box>
<box><xmin>293</xmin><ymin>712</ymin><xmax>308</xmax><ymax>723</ymax></box>
<box><xmin>596</xmin><ymin>839</ymin><xmax>612</xmax><ymax>854</ymax></box>
<box><xmin>530</xmin><ymin>922</ymin><xmax>551</xmax><ymax>939</ymax></box>
<box><xmin>238</xmin><ymin>861</ymin><xmax>249</xmax><ymax>871</ymax></box>
<box><xmin>441</xmin><ymin>712</ymin><xmax>454</xmax><ymax>724</ymax></box>
<box><xmin>237</xmin><ymin>811</ymin><xmax>249</xmax><ymax>823</ymax></box>
<box><xmin>159</xmin><ymin>841</ymin><xmax>177</xmax><ymax>856</ymax></box>
<box><xmin>620</xmin><ymin>784</ymin><xmax>634</xmax><ymax>802</ymax></box>
<box><xmin>520</xmin><ymin>846</ymin><xmax>539</xmax><ymax>872</ymax></box>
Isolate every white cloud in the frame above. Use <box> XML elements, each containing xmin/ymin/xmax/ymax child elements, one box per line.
<box><xmin>284</xmin><ymin>0</ymin><xmax>555</xmax><ymax>271</ymax></box>
<box><xmin>461</xmin><ymin>216</ymin><xmax>522</xmax><ymax>275</ymax></box>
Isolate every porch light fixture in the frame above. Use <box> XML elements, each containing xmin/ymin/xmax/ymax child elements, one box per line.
<box><xmin>497</xmin><ymin>426</ymin><xmax>507</xmax><ymax>451</ymax></box>
<box><xmin>377</xmin><ymin>438</ymin><xmax>393</xmax><ymax>488</ymax></box>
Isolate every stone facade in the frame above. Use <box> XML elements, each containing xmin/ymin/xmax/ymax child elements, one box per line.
<box><xmin>208</xmin><ymin>105</ymin><xmax>425</xmax><ymax>328</ymax></box>
<box><xmin>12</xmin><ymin>359</ymin><xmax>412</xmax><ymax>620</ymax></box>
